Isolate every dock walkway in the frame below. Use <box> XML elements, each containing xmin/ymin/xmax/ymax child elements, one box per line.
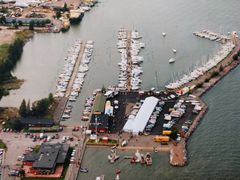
<box><xmin>65</xmin><ymin>43</ymin><xmax>86</xmax><ymax>98</ymax></box>
<box><xmin>126</xmin><ymin>31</ymin><xmax>132</xmax><ymax>91</ymax></box>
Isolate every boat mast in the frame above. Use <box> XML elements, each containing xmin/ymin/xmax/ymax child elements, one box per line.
<box><xmin>155</xmin><ymin>71</ymin><xmax>159</xmax><ymax>90</ymax></box>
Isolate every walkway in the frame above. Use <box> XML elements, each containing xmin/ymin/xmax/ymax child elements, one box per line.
<box><xmin>126</xmin><ymin>31</ymin><xmax>132</xmax><ymax>91</ymax></box>
<box><xmin>65</xmin><ymin>43</ymin><xmax>86</xmax><ymax>97</ymax></box>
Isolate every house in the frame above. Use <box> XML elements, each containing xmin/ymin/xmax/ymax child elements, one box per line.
<box><xmin>89</xmin><ymin>114</ymin><xmax>109</xmax><ymax>133</ymax></box>
<box><xmin>19</xmin><ymin>117</ymin><xmax>54</xmax><ymax>127</ymax></box>
<box><xmin>23</xmin><ymin>143</ymin><xmax>69</xmax><ymax>174</ymax></box>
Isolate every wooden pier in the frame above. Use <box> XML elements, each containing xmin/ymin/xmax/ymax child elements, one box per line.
<box><xmin>126</xmin><ymin>30</ymin><xmax>132</xmax><ymax>91</ymax></box>
<box><xmin>65</xmin><ymin>42</ymin><xmax>86</xmax><ymax>98</ymax></box>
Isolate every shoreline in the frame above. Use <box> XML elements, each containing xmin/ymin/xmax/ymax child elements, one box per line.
<box><xmin>169</xmin><ymin>38</ymin><xmax>240</xmax><ymax>167</ymax></box>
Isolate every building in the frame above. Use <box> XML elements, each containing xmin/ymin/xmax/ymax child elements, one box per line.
<box><xmin>93</xmin><ymin>93</ymin><xmax>106</xmax><ymax>115</ymax></box>
<box><xmin>20</xmin><ymin>117</ymin><xmax>54</xmax><ymax>127</ymax></box>
<box><xmin>89</xmin><ymin>114</ymin><xmax>109</xmax><ymax>133</ymax></box>
<box><xmin>123</xmin><ymin>96</ymin><xmax>159</xmax><ymax>135</ymax></box>
<box><xmin>23</xmin><ymin>143</ymin><xmax>69</xmax><ymax>175</ymax></box>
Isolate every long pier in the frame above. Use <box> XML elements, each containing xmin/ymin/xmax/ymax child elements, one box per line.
<box><xmin>126</xmin><ymin>30</ymin><xmax>132</xmax><ymax>91</ymax></box>
<box><xmin>65</xmin><ymin>43</ymin><xmax>86</xmax><ymax>98</ymax></box>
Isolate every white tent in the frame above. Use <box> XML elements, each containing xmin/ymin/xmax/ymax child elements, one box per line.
<box><xmin>123</xmin><ymin>96</ymin><xmax>159</xmax><ymax>135</ymax></box>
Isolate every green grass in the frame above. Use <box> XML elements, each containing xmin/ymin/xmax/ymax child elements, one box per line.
<box><xmin>0</xmin><ymin>43</ymin><xmax>10</xmax><ymax>64</ymax></box>
<box><xmin>15</xmin><ymin>30</ymin><xmax>33</xmax><ymax>41</ymax></box>
<box><xmin>0</xmin><ymin>139</ymin><xmax>7</xmax><ymax>149</ymax></box>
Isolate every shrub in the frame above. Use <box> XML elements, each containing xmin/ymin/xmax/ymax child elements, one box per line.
<box><xmin>233</xmin><ymin>54</ymin><xmax>238</xmax><ymax>61</ymax></box>
<box><xmin>196</xmin><ymin>82</ymin><xmax>203</xmax><ymax>88</ymax></box>
<box><xmin>211</xmin><ymin>71</ymin><xmax>219</xmax><ymax>78</ymax></box>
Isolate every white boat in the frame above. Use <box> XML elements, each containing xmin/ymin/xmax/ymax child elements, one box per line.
<box><xmin>169</xmin><ymin>58</ymin><xmax>175</xmax><ymax>63</ymax></box>
<box><xmin>162</xmin><ymin>32</ymin><xmax>166</xmax><ymax>37</ymax></box>
<box><xmin>108</xmin><ymin>148</ymin><xmax>120</xmax><ymax>163</ymax></box>
<box><xmin>145</xmin><ymin>152</ymin><xmax>152</xmax><ymax>165</ymax></box>
<box><xmin>173</xmin><ymin>49</ymin><xmax>177</xmax><ymax>53</ymax></box>
<box><xmin>96</xmin><ymin>175</ymin><xmax>105</xmax><ymax>180</ymax></box>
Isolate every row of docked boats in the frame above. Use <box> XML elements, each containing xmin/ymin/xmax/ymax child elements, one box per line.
<box><xmin>193</xmin><ymin>30</ymin><xmax>231</xmax><ymax>43</ymax></box>
<box><xmin>165</xmin><ymin>42</ymin><xmax>235</xmax><ymax>90</ymax></box>
<box><xmin>54</xmin><ymin>40</ymin><xmax>82</xmax><ymax>98</ymax></box>
<box><xmin>117</xmin><ymin>28</ymin><xmax>145</xmax><ymax>91</ymax></box>
<box><xmin>69</xmin><ymin>41</ymin><xmax>94</xmax><ymax>102</ymax></box>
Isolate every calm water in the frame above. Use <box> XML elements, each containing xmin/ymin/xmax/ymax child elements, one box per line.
<box><xmin>1</xmin><ymin>0</ymin><xmax>240</xmax><ymax>179</ymax></box>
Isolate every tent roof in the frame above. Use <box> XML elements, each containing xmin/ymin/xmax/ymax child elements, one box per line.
<box><xmin>123</xmin><ymin>96</ymin><xmax>159</xmax><ymax>134</ymax></box>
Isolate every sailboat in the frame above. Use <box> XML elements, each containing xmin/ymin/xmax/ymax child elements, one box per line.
<box><xmin>169</xmin><ymin>58</ymin><xmax>175</xmax><ymax>64</ymax></box>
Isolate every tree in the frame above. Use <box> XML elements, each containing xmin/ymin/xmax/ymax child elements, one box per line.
<box><xmin>0</xmin><ymin>16</ymin><xmax>6</xmax><ymax>24</ymax></box>
<box><xmin>18</xmin><ymin>20</ymin><xmax>23</xmax><ymax>26</ymax></box>
<box><xmin>26</xmin><ymin>99</ymin><xmax>31</xmax><ymax>116</ymax></box>
<box><xmin>56</xmin><ymin>10</ymin><xmax>61</xmax><ymax>19</ymax></box>
<box><xmin>233</xmin><ymin>54</ymin><xmax>238</xmax><ymax>61</ymax></box>
<box><xmin>19</xmin><ymin>99</ymin><xmax>27</xmax><ymax>117</ymax></box>
<box><xmin>101</xmin><ymin>85</ymin><xmax>106</xmax><ymax>93</ymax></box>
<box><xmin>14</xmin><ymin>22</ymin><xmax>18</xmax><ymax>29</ymax></box>
<box><xmin>29</xmin><ymin>20</ymin><xmax>34</xmax><ymax>30</ymax></box>
<box><xmin>63</xmin><ymin>2</ymin><xmax>68</xmax><ymax>12</ymax></box>
<box><xmin>12</xmin><ymin>119</ymin><xmax>23</xmax><ymax>131</ymax></box>
<box><xmin>170</xmin><ymin>128</ymin><xmax>178</xmax><ymax>140</ymax></box>
<box><xmin>11</xmin><ymin>19</ymin><xmax>16</xmax><ymax>25</ymax></box>
<box><xmin>48</xmin><ymin>93</ymin><xmax>54</xmax><ymax>103</ymax></box>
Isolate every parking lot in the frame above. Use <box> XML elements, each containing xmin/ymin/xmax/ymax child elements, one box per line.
<box><xmin>0</xmin><ymin>126</ymin><xmax>83</xmax><ymax>178</ymax></box>
<box><xmin>106</xmin><ymin>90</ymin><xmax>197</xmax><ymax>137</ymax></box>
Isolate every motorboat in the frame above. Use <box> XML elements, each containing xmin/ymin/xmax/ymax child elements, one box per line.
<box><xmin>80</xmin><ymin>167</ymin><xmax>88</xmax><ymax>173</ymax></box>
<box><xmin>145</xmin><ymin>152</ymin><xmax>152</xmax><ymax>165</ymax></box>
<box><xmin>169</xmin><ymin>58</ymin><xmax>175</xmax><ymax>63</ymax></box>
<box><xmin>173</xmin><ymin>49</ymin><xmax>177</xmax><ymax>53</ymax></box>
<box><xmin>162</xmin><ymin>32</ymin><xmax>166</xmax><ymax>37</ymax></box>
<box><xmin>108</xmin><ymin>148</ymin><xmax>120</xmax><ymax>163</ymax></box>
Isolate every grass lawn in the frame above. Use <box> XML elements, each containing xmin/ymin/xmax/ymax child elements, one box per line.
<box><xmin>0</xmin><ymin>139</ymin><xmax>7</xmax><ymax>149</ymax></box>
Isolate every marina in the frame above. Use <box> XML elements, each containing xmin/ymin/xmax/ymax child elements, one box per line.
<box><xmin>165</xmin><ymin>35</ymin><xmax>236</xmax><ymax>90</ymax></box>
<box><xmin>117</xmin><ymin>29</ymin><xmax>144</xmax><ymax>91</ymax></box>
<box><xmin>54</xmin><ymin>40</ymin><xmax>94</xmax><ymax>122</ymax></box>
<box><xmin>1</xmin><ymin>0</ymin><xmax>240</xmax><ymax>179</ymax></box>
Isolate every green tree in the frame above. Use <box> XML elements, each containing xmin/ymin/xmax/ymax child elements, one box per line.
<box><xmin>0</xmin><ymin>16</ymin><xmax>6</xmax><ymax>24</ymax></box>
<box><xmin>26</xmin><ymin>99</ymin><xmax>31</xmax><ymax>116</ymax></box>
<box><xmin>63</xmin><ymin>2</ymin><xmax>68</xmax><ymax>12</ymax></box>
<box><xmin>19</xmin><ymin>99</ymin><xmax>27</xmax><ymax>117</ymax></box>
<box><xmin>14</xmin><ymin>22</ymin><xmax>18</xmax><ymax>29</ymax></box>
<box><xmin>12</xmin><ymin>119</ymin><xmax>23</xmax><ymax>131</ymax></box>
<box><xmin>170</xmin><ymin>128</ymin><xmax>178</xmax><ymax>140</ymax></box>
<box><xmin>29</xmin><ymin>20</ymin><xmax>34</xmax><ymax>30</ymax></box>
<box><xmin>48</xmin><ymin>93</ymin><xmax>54</xmax><ymax>103</ymax></box>
<box><xmin>36</xmin><ymin>21</ymin><xmax>40</xmax><ymax>27</ymax></box>
<box><xmin>101</xmin><ymin>85</ymin><xmax>106</xmax><ymax>93</ymax></box>
<box><xmin>18</xmin><ymin>20</ymin><xmax>23</xmax><ymax>26</ymax></box>
<box><xmin>11</xmin><ymin>19</ymin><xmax>16</xmax><ymax>25</ymax></box>
<box><xmin>233</xmin><ymin>54</ymin><xmax>238</xmax><ymax>61</ymax></box>
<box><xmin>56</xmin><ymin>10</ymin><xmax>61</xmax><ymax>19</ymax></box>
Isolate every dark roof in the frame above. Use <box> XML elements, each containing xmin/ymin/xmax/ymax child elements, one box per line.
<box><xmin>5</xmin><ymin>17</ymin><xmax>49</xmax><ymax>24</ymax></box>
<box><xmin>23</xmin><ymin>143</ymin><xmax>69</xmax><ymax>170</ymax></box>
<box><xmin>56</xmin><ymin>144</ymin><xmax>69</xmax><ymax>164</ymax></box>
<box><xmin>93</xmin><ymin>94</ymin><xmax>106</xmax><ymax>113</ymax></box>
<box><xmin>89</xmin><ymin>114</ymin><xmax>109</xmax><ymax>130</ymax></box>
<box><xmin>20</xmin><ymin>117</ymin><xmax>54</xmax><ymax>126</ymax></box>
<box><xmin>23</xmin><ymin>153</ymin><xmax>38</xmax><ymax>162</ymax></box>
